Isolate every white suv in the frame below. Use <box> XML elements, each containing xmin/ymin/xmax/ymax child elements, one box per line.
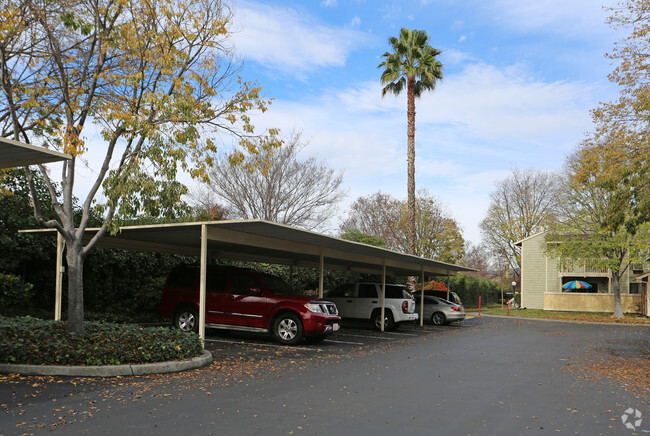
<box><xmin>325</xmin><ymin>283</ymin><xmax>418</xmax><ymax>331</ymax></box>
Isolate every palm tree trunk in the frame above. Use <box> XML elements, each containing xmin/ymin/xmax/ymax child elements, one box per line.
<box><xmin>407</xmin><ymin>76</ymin><xmax>416</xmax><ymax>255</ymax></box>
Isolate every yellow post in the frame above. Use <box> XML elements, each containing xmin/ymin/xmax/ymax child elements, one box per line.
<box><xmin>54</xmin><ymin>232</ymin><xmax>65</xmax><ymax>321</ymax></box>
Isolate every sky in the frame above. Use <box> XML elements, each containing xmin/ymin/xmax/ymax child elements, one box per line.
<box><xmin>63</xmin><ymin>0</ymin><xmax>623</xmax><ymax>245</ymax></box>
<box><xmin>213</xmin><ymin>0</ymin><xmax>624</xmax><ymax>245</ymax></box>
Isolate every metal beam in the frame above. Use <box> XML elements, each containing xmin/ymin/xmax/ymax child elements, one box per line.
<box><xmin>199</xmin><ymin>225</ymin><xmax>207</xmax><ymax>343</ymax></box>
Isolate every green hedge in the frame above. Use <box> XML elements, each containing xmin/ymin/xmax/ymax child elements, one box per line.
<box><xmin>0</xmin><ymin>316</ymin><xmax>203</xmax><ymax>366</ymax></box>
<box><xmin>0</xmin><ymin>273</ymin><xmax>34</xmax><ymax>308</ymax></box>
<box><xmin>436</xmin><ymin>274</ymin><xmax>502</xmax><ymax>307</ymax></box>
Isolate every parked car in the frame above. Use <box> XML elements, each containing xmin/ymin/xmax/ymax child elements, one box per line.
<box><xmin>412</xmin><ymin>289</ymin><xmax>462</xmax><ymax>306</ymax></box>
<box><xmin>415</xmin><ymin>295</ymin><xmax>465</xmax><ymax>326</ymax></box>
<box><xmin>324</xmin><ymin>282</ymin><xmax>418</xmax><ymax>331</ymax></box>
<box><xmin>158</xmin><ymin>265</ymin><xmax>341</xmax><ymax>345</ymax></box>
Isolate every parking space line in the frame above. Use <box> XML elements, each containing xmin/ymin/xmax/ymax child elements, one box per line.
<box><xmin>204</xmin><ymin>338</ymin><xmax>318</xmax><ymax>351</ymax></box>
<box><xmin>323</xmin><ymin>339</ymin><xmax>365</xmax><ymax>345</ymax></box>
<box><xmin>383</xmin><ymin>331</ymin><xmax>418</xmax><ymax>337</ymax></box>
<box><xmin>335</xmin><ymin>333</ymin><xmax>395</xmax><ymax>340</ymax></box>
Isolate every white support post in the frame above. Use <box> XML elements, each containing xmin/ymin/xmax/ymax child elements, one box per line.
<box><xmin>446</xmin><ymin>269</ymin><xmax>450</xmax><ymax>301</ymax></box>
<box><xmin>319</xmin><ymin>249</ymin><xmax>324</xmax><ymax>298</ymax></box>
<box><xmin>54</xmin><ymin>232</ymin><xmax>65</xmax><ymax>321</ymax></box>
<box><xmin>420</xmin><ymin>267</ymin><xmax>424</xmax><ymax>327</ymax></box>
<box><xmin>380</xmin><ymin>260</ymin><xmax>386</xmax><ymax>332</ymax></box>
<box><xmin>199</xmin><ymin>224</ymin><xmax>207</xmax><ymax>343</ymax></box>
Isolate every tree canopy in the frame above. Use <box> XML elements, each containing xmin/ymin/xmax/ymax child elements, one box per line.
<box><xmin>340</xmin><ymin>189</ymin><xmax>464</xmax><ymax>263</ymax></box>
<box><xmin>480</xmin><ymin>169</ymin><xmax>560</xmax><ymax>280</ymax></box>
<box><xmin>544</xmin><ymin>0</ymin><xmax>650</xmax><ymax>318</ymax></box>
<box><xmin>0</xmin><ymin>0</ymin><xmax>277</xmax><ymax>333</ymax></box>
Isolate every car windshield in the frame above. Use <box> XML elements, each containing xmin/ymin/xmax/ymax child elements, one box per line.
<box><xmin>260</xmin><ymin>274</ymin><xmax>299</xmax><ymax>295</ymax></box>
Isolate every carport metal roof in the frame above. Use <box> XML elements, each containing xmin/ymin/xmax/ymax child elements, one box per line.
<box><xmin>0</xmin><ymin>137</ymin><xmax>71</xmax><ymax>168</ymax></box>
<box><xmin>69</xmin><ymin>219</ymin><xmax>472</xmax><ymax>277</ymax></box>
<box><xmin>24</xmin><ymin>219</ymin><xmax>474</xmax><ymax>339</ymax></box>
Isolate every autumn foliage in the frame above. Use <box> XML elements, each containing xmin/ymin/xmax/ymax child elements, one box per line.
<box><xmin>415</xmin><ymin>280</ymin><xmax>448</xmax><ymax>292</ymax></box>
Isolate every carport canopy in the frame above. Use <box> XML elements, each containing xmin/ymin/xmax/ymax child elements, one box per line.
<box><xmin>0</xmin><ymin>137</ymin><xmax>71</xmax><ymax>168</ymax></box>
<box><xmin>23</xmin><ymin>219</ymin><xmax>474</xmax><ymax>339</ymax></box>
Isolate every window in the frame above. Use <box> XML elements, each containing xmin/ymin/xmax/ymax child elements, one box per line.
<box><xmin>231</xmin><ymin>274</ymin><xmax>262</xmax><ymax>296</ymax></box>
<box><xmin>629</xmin><ymin>283</ymin><xmax>641</xmax><ymax>295</ymax></box>
<box><xmin>206</xmin><ymin>270</ymin><xmax>228</xmax><ymax>293</ymax></box>
<box><xmin>385</xmin><ymin>284</ymin><xmax>409</xmax><ymax>299</ymax></box>
<box><xmin>259</xmin><ymin>273</ymin><xmax>295</xmax><ymax>294</ymax></box>
<box><xmin>358</xmin><ymin>284</ymin><xmax>377</xmax><ymax>298</ymax></box>
<box><xmin>327</xmin><ymin>283</ymin><xmax>355</xmax><ymax>298</ymax></box>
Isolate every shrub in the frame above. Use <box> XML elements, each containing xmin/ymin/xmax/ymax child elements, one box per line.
<box><xmin>0</xmin><ymin>316</ymin><xmax>203</xmax><ymax>366</ymax></box>
<box><xmin>0</xmin><ymin>273</ymin><xmax>34</xmax><ymax>308</ymax></box>
<box><xmin>433</xmin><ymin>273</ymin><xmax>501</xmax><ymax>307</ymax></box>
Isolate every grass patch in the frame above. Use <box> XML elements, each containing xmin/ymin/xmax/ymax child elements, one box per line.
<box><xmin>0</xmin><ymin>316</ymin><xmax>203</xmax><ymax>366</ymax></box>
<box><xmin>468</xmin><ymin>308</ymin><xmax>650</xmax><ymax>325</ymax></box>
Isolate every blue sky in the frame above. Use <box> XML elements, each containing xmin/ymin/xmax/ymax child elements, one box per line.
<box><xmin>221</xmin><ymin>0</ymin><xmax>623</xmax><ymax>244</ymax></box>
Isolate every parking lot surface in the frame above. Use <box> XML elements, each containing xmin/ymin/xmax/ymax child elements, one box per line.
<box><xmin>1</xmin><ymin>316</ymin><xmax>648</xmax><ymax>435</ymax></box>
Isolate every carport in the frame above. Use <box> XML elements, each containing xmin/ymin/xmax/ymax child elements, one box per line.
<box><xmin>24</xmin><ymin>220</ymin><xmax>473</xmax><ymax>340</ymax></box>
<box><xmin>0</xmin><ymin>137</ymin><xmax>71</xmax><ymax>168</ymax></box>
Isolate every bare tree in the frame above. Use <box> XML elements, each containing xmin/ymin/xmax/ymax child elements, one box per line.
<box><xmin>479</xmin><ymin>169</ymin><xmax>560</xmax><ymax>279</ymax></box>
<box><xmin>340</xmin><ymin>189</ymin><xmax>465</xmax><ymax>263</ymax></box>
<box><xmin>193</xmin><ymin>132</ymin><xmax>346</xmax><ymax>231</ymax></box>
<box><xmin>339</xmin><ymin>191</ymin><xmax>402</xmax><ymax>248</ymax></box>
<box><xmin>461</xmin><ymin>241</ymin><xmax>492</xmax><ymax>278</ymax></box>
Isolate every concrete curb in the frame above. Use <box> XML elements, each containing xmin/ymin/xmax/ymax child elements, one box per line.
<box><xmin>468</xmin><ymin>313</ymin><xmax>650</xmax><ymax>327</ymax></box>
<box><xmin>0</xmin><ymin>350</ymin><xmax>213</xmax><ymax>377</ymax></box>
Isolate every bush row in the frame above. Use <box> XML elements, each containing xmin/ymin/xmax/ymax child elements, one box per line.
<box><xmin>437</xmin><ymin>274</ymin><xmax>503</xmax><ymax>307</ymax></box>
<box><xmin>0</xmin><ymin>316</ymin><xmax>203</xmax><ymax>366</ymax></box>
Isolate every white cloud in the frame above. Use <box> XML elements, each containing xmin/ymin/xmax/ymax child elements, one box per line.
<box><xmin>245</xmin><ymin>58</ymin><xmax>603</xmax><ymax>242</ymax></box>
<box><xmin>232</xmin><ymin>1</ymin><xmax>373</xmax><ymax>77</ymax></box>
<box><xmin>489</xmin><ymin>0</ymin><xmax>614</xmax><ymax>38</ymax></box>
<box><xmin>320</xmin><ymin>0</ymin><xmax>337</xmax><ymax>7</ymax></box>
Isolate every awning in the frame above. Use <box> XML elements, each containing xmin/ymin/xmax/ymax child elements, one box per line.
<box><xmin>0</xmin><ymin>137</ymin><xmax>71</xmax><ymax>168</ymax></box>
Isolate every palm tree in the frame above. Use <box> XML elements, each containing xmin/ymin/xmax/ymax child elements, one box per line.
<box><xmin>378</xmin><ymin>28</ymin><xmax>443</xmax><ymax>255</ymax></box>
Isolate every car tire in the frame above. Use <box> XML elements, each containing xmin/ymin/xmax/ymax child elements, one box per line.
<box><xmin>372</xmin><ymin>310</ymin><xmax>395</xmax><ymax>331</ymax></box>
<box><xmin>431</xmin><ymin>312</ymin><xmax>446</xmax><ymax>326</ymax></box>
<box><xmin>173</xmin><ymin>305</ymin><xmax>199</xmax><ymax>333</ymax></box>
<box><xmin>272</xmin><ymin>313</ymin><xmax>304</xmax><ymax>345</ymax></box>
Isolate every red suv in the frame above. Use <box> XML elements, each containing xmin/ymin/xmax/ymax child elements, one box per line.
<box><xmin>158</xmin><ymin>265</ymin><xmax>341</xmax><ymax>344</ymax></box>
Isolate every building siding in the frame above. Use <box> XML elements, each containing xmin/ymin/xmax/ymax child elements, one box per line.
<box><xmin>520</xmin><ymin>233</ymin><xmax>546</xmax><ymax>309</ymax></box>
<box><xmin>519</xmin><ymin>231</ymin><xmax>648</xmax><ymax>314</ymax></box>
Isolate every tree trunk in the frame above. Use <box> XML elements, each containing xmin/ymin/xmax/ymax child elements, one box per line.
<box><xmin>611</xmin><ymin>273</ymin><xmax>624</xmax><ymax>318</ymax></box>
<box><xmin>407</xmin><ymin>75</ymin><xmax>416</xmax><ymax>255</ymax></box>
<box><xmin>66</xmin><ymin>241</ymin><xmax>85</xmax><ymax>334</ymax></box>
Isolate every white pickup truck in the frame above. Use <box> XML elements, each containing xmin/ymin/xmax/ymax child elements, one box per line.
<box><xmin>324</xmin><ymin>282</ymin><xmax>418</xmax><ymax>331</ymax></box>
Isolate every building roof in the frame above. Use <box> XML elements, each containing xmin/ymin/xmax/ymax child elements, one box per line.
<box><xmin>23</xmin><ymin>219</ymin><xmax>474</xmax><ymax>277</ymax></box>
<box><xmin>0</xmin><ymin>137</ymin><xmax>71</xmax><ymax>168</ymax></box>
<box><xmin>514</xmin><ymin>230</ymin><xmax>547</xmax><ymax>247</ymax></box>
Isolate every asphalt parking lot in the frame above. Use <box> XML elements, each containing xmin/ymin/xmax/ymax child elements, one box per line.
<box><xmin>1</xmin><ymin>316</ymin><xmax>648</xmax><ymax>436</ymax></box>
<box><xmin>202</xmin><ymin>318</ymin><xmax>443</xmax><ymax>357</ymax></box>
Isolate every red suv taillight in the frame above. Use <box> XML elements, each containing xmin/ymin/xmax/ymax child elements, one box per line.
<box><xmin>451</xmin><ymin>305</ymin><xmax>462</xmax><ymax>312</ymax></box>
<box><xmin>402</xmin><ymin>301</ymin><xmax>409</xmax><ymax>313</ymax></box>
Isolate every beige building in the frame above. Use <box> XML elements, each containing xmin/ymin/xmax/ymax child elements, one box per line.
<box><xmin>516</xmin><ymin>232</ymin><xmax>649</xmax><ymax>316</ymax></box>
